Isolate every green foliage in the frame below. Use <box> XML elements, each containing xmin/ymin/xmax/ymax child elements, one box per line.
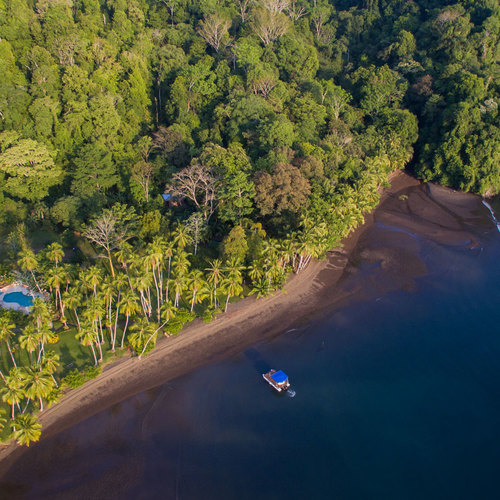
<box><xmin>84</xmin><ymin>364</ymin><xmax>102</xmax><ymax>380</ymax></box>
<box><xmin>62</xmin><ymin>369</ymin><xmax>85</xmax><ymax>389</ymax></box>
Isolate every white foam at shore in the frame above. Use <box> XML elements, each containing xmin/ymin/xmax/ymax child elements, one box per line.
<box><xmin>482</xmin><ymin>200</ymin><xmax>500</xmax><ymax>233</ymax></box>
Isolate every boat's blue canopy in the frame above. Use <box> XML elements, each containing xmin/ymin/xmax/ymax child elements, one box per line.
<box><xmin>271</xmin><ymin>370</ymin><xmax>288</xmax><ymax>384</ymax></box>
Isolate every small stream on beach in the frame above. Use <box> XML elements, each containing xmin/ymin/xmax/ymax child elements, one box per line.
<box><xmin>3</xmin><ymin>189</ymin><xmax>500</xmax><ymax>499</ymax></box>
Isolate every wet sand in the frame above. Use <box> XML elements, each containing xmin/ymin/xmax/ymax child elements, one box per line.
<box><xmin>0</xmin><ymin>172</ymin><xmax>490</xmax><ymax>476</ymax></box>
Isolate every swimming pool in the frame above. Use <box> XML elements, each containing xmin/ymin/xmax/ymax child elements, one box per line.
<box><xmin>3</xmin><ymin>291</ymin><xmax>33</xmax><ymax>308</ymax></box>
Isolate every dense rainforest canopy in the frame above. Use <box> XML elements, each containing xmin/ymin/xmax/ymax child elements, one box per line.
<box><xmin>0</xmin><ymin>0</ymin><xmax>498</xmax><ymax>445</ymax></box>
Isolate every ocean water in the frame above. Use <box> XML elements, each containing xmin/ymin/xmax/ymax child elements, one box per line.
<box><xmin>3</xmin><ymin>199</ymin><xmax>500</xmax><ymax>499</ymax></box>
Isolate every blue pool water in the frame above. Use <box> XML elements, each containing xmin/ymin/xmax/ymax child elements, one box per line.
<box><xmin>3</xmin><ymin>291</ymin><xmax>33</xmax><ymax>308</ymax></box>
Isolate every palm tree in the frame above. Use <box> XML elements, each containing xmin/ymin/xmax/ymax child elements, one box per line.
<box><xmin>85</xmin><ymin>297</ymin><xmax>105</xmax><ymax>360</ymax></box>
<box><xmin>142</xmin><ymin>251</ymin><xmax>161</xmax><ymax>319</ymax></box>
<box><xmin>63</xmin><ymin>287</ymin><xmax>82</xmax><ymax>330</ymax></box>
<box><xmin>164</xmin><ymin>240</ymin><xmax>175</xmax><ymax>301</ymax></box>
<box><xmin>11</xmin><ymin>414</ymin><xmax>42</xmax><ymax>447</ymax></box>
<box><xmin>205</xmin><ymin>259</ymin><xmax>223</xmax><ymax>308</ymax></box>
<box><xmin>112</xmin><ymin>273</ymin><xmax>128</xmax><ymax>351</ymax></box>
<box><xmin>17</xmin><ymin>248</ymin><xmax>42</xmax><ymax>293</ymax></box>
<box><xmin>173</xmin><ymin>223</ymin><xmax>191</xmax><ymax>250</ymax></box>
<box><xmin>169</xmin><ymin>274</ymin><xmax>186</xmax><ymax>308</ymax></box>
<box><xmin>46</xmin><ymin>242</ymin><xmax>64</xmax><ymax>267</ymax></box>
<box><xmin>83</xmin><ymin>266</ymin><xmax>102</xmax><ymax>298</ymax></box>
<box><xmin>114</xmin><ymin>242</ymin><xmax>134</xmax><ymax>290</ymax></box>
<box><xmin>0</xmin><ymin>316</ymin><xmax>18</xmax><ymax>368</ymax></box>
<box><xmin>24</xmin><ymin>366</ymin><xmax>55</xmax><ymax>412</ymax></box>
<box><xmin>221</xmin><ymin>262</ymin><xmax>244</xmax><ymax>312</ymax></box>
<box><xmin>36</xmin><ymin>325</ymin><xmax>57</xmax><ymax>364</ymax></box>
<box><xmin>187</xmin><ymin>270</ymin><xmax>207</xmax><ymax>313</ymax></box>
<box><xmin>250</xmin><ymin>277</ymin><xmax>273</xmax><ymax>298</ymax></box>
<box><xmin>1</xmin><ymin>374</ymin><xmax>24</xmax><ymax>418</ymax></box>
<box><xmin>132</xmin><ymin>273</ymin><xmax>153</xmax><ymax>318</ymax></box>
<box><xmin>31</xmin><ymin>298</ymin><xmax>52</xmax><ymax>331</ymax></box>
<box><xmin>45</xmin><ymin>267</ymin><xmax>66</xmax><ymax>316</ymax></box>
<box><xmin>129</xmin><ymin>318</ymin><xmax>156</xmax><ymax>357</ymax></box>
<box><xmin>146</xmin><ymin>236</ymin><xmax>166</xmax><ymax>315</ymax></box>
<box><xmin>159</xmin><ymin>301</ymin><xmax>176</xmax><ymax>331</ymax></box>
<box><xmin>42</xmin><ymin>350</ymin><xmax>60</xmax><ymax>387</ymax></box>
<box><xmin>18</xmin><ymin>326</ymin><xmax>40</xmax><ymax>363</ymax></box>
<box><xmin>77</xmin><ymin>322</ymin><xmax>99</xmax><ymax>366</ymax></box>
<box><xmin>101</xmin><ymin>275</ymin><xmax>116</xmax><ymax>339</ymax></box>
<box><xmin>247</xmin><ymin>263</ymin><xmax>263</xmax><ymax>283</ymax></box>
<box><xmin>119</xmin><ymin>290</ymin><xmax>140</xmax><ymax>349</ymax></box>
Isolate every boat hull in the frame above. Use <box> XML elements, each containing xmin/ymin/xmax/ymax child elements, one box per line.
<box><xmin>262</xmin><ymin>370</ymin><xmax>290</xmax><ymax>392</ymax></box>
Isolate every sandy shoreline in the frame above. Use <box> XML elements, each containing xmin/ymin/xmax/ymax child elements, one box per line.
<box><xmin>0</xmin><ymin>171</ymin><xmax>490</xmax><ymax>476</ymax></box>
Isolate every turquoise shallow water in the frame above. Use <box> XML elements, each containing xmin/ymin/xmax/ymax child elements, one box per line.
<box><xmin>2</xmin><ymin>198</ymin><xmax>500</xmax><ymax>499</ymax></box>
<box><xmin>2</xmin><ymin>292</ymin><xmax>33</xmax><ymax>308</ymax></box>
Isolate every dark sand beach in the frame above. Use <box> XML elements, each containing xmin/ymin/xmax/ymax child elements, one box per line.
<box><xmin>0</xmin><ymin>171</ymin><xmax>489</xmax><ymax>477</ymax></box>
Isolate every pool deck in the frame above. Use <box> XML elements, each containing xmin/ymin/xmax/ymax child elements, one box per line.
<box><xmin>0</xmin><ymin>284</ymin><xmax>38</xmax><ymax>314</ymax></box>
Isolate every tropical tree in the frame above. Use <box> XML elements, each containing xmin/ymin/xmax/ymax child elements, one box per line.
<box><xmin>119</xmin><ymin>290</ymin><xmax>140</xmax><ymax>349</ymax></box>
<box><xmin>24</xmin><ymin>366</ymin><xmax>55</xmax><ymax>412</ymax></box>
<box><xmin>45</xmin><ymin>242</ymin><xmax>64</xmax><ymax>267</ymax></box>
<box><xmin>1</xmin><ymin>370</ymin><xmax>24</xmax><ymax>418</ymax></box>
<box><xmin>77</xmin><ymin>322</ymin><xmax>99</xmax><ymax>366</ymax></box>
<box><xmin>222</xmin><ymin>259</ymin><xmax>245</xmax><ymax>311</ymax></box>
<box><xmin>11</xmin><ymin>414</ymin><xmax>42</xmax><ymax>447</ymax></box>
<box><xmin>0</xmin><ymin>315</ymin><xmax>18</xmax><ymax>368</ymax></box>
<box><xmin>205</xmin><ymin>259</ymin><xmax>223</xmax><ymax>308</ymax></box>
<box><xmin>128</xmin><ymin>317</ymin><xmax>156</xmax><ymax>356</ymax></box>
<box><xmin>42</xmin><ymin>350</ymin><xmax>60</xmax><ymax>387</ymax></box>
<box><xmin>18</xmin><ymin>326</ymin><xmax>40</xmax><ymax>363</ymax></box>
<box><xmin>63</xmin><ymin>287</ymin><xmax>82</xmax><ymax>329</ymax></box>
<box><xmin>187</xmin><ymin>270</ymin><xmax>207</xmax><ymax>313</ymax></box>
<box><xmin>112</xmin><ymin>273</ymin><xmax>128</xmax><ymax>351</ymax></box>
<box><xmin>17</xmin><ymin>248</ymin><xmax>42</xmax><ymax>293</ymax></box>
<box><xmin>31</xmin><ymin>298</ymin><xmax>52</xmax><ymax>331</ymax></box>
<box><xmin>45</xmin><ymin>267</ymin><xmax>67</xmax><ymax>316</ymax></box>
<box><xmin>114</xmin><ymin>242</ymin><xmax>134</xmax><ymax>289</ymax></box>
<box><xmin>221</xmin><ymin>276</ymin><xmax>243</xmax><ymax>312</ymax></box>
<box><xmin>159</xmin><ymin>300</ymin><xmax>177</xmax><ymax>328</ymax></box>
<box><xmin>36</xmin><ymin>325</ymin><xmax>57</xmax><ymax>364</ymax></box>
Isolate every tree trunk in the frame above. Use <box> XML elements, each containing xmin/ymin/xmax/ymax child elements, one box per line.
<box><xmin>30</xmin><ymin>270</ymin><xmax>42</xmax><ymax>293</ymax></box>
<box><xmin>121</xmin><ymin>315</ymin><xmax>130</xmax><ymax>349</ymax></box>
<box><xmin>191</xmin><ymin>289</ymin><xmax>196</xmax><ymax>313</ymax></box>
<box><xmin>90</xmin><ymin>343</ymin><xmax>98</xmax><ymax>366</ymax></box>
<box><xmin>152</xmin><ymin>269</ymin><xmax>161</xmax><ymax>322</ymax></box>
<box><xmin>106</xmin><ymin>247</ymin><xmax>115</xmax><ymax>277</ymax></box>
<box><xmin>113</xmin><ymin>295</ymin><xmax>120</xmax><ymax>352</ymax></box>
<box><xmin>74</xmin><ymin>309</ymin><xmax>81</xmax><ymax>330</ymax></box>
<box><xmin>7</xmin><ymin>341</ymin><xmax>17</xmax><ymax>368</ymax></box>
<box><xmin>97</xmin><ymin>338</ymin><xmax>103</xmax><ymax>362</ymax></box>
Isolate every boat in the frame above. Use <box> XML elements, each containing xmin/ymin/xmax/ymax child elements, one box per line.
<box><xmin>262</xmin><ymin>369</ymin><xmax>290</xmax><ymax>392</ymax></box>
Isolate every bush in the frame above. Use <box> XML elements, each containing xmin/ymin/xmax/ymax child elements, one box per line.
<box><xmin>164</xmin><ymin>309</ymin><xmax>196</xmax><ymax>335</ymax></box>
<box><xmin>62</xmin><ymin>369</ymin><xmax>85</xmax><ymax>389</ymax></box>
<box><xmin>84</xmin><ymin>365</ymin><xmax>102</xmax><ymax>380</ymax></box>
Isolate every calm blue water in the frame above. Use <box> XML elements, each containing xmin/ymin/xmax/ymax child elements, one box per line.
<box><xmin>3</xmin><ymin>195</ymin><xmax>500</xmax><ymax>499</ymax></box>
<box><xmin>3</xmin><ymin>292</ymin><xmax>33</xmax><ymax>308</ymax></box>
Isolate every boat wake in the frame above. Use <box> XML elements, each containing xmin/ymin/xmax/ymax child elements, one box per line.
<box><xmin>287</xmin><ymin>389</ymin><xmax>296</xmax><ymax>398</ymax></box>
<box><xmin>482</xmin><ymin>200</ymin><xmax>500</xmax><ymax>233</ymax></box>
